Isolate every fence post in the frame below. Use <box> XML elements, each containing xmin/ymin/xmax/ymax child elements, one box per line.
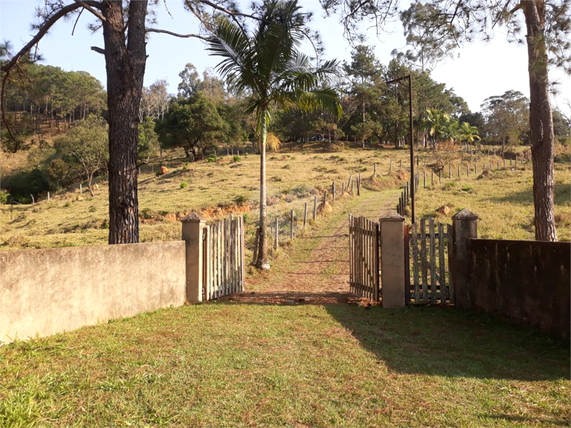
<box><xmin>181</xmin><ymin>213</ymin><xmax>206</xmax><ymax>303</ymax></box>
<box><xmin>451</xmin><ymin>208</ymin><xmax>478</xmax><ymax>310</ymax></box>
<box><xmin>303</xmin><ymin>202</ymin><xmax>308</xmax><ymax>233</ymax></box>
<box><xmin>313</xmin><ymin>196</ymin><xmax>317</xmax><ymax>221</ymax></box>
<box><xmin>332</xmin><ymin>181</ymin><xmax>336</xmax><ymax>203</ymax></box>
<box><xmin>379</xmin><ymin>212</ymin><xmax>406</xmax><ymax>308</ymax></box>
<box><xmin>290</xmin><ymin>210</ymin><xmax>295</xmax><ymax>240</ymax></box>
<box><xmin>274</xmin><ymin>217</ymin><xmax>279</xmax><ymax>250</ymax></box>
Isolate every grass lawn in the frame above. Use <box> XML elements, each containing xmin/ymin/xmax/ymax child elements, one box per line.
<box><xmin>1</xmin><ymin>303</ymin><xmax>569</xmax><ymax>427</ymax></box>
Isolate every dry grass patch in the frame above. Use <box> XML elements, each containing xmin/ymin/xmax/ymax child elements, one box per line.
<box><xmin>0</xmin><ymin>146</ymin><xmax>409</xmax><ymax>250</ymax></box>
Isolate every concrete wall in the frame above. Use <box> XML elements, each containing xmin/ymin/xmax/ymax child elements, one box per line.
<box><xmin>469</xmin><ymin>239</ymin><xmax>570</xmax><ymax>338</ymax></box>
<box><xmin>0</xmin><ymin>241</ymin><xmax>186</xmax><ymax>343</ymax></box>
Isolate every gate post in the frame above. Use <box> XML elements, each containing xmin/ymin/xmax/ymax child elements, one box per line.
<box><xmin>451</xmin><ymin>209</ymin><xmax>478</xmax><ymax>310</ymax></box>
<box><xmin>379</xmin><ymin>212</ymin><xmax>406</xmax><ymax>308</ymax></box>
<box><xmin>181</xmin><ymin>213</ymin><xmax>206</xmax><ymax>303</ymax></box>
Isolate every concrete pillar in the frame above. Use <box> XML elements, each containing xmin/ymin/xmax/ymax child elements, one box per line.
<box><xmin>181</xmin><ymin>213</ymin><xmax>206</xmax><ymax>303</ymax></box>
<box><xmin>451</xmin><ymin>208</ymin><xmax>478</xmax><ymax>309</ymax></box>
<box><xmin>379</xmin><ymin>212</ymin><xmax>406</xmax><ymax>308</ymax></box>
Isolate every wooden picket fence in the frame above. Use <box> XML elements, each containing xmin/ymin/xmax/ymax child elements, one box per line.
<box><xmin>406</xmin><ymin>217</ymin><xmax>453</xmax><ymax>305</ymax></box>
<box><xmin>349</xmin><ymin>215</ymin><xmax>380</xmax><ymax>301</ymax></box>
<box><xmin>203</xmin><ymin>216</ymin><xmax>245</xmax><ymax>300</ymax></box>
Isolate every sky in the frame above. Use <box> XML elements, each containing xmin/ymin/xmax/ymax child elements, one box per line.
<box><xmin>1</xmin><ymin>0</ymin><xmax>570</xmax><ymax>116</ymax></box>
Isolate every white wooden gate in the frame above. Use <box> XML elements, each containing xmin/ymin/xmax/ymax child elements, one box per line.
<box><xmin>407</xmin><ymin>217</ymin><xmax>453</xmax><ymax>305</ymax></box>
<box><xmin>203</xmin><ymin>216</ymin><xmax>245</xmax><ymax>300</ymax></box>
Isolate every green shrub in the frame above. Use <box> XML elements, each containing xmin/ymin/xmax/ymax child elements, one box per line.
<box><xmin>0</xmin><ymin>190</ymin><xmax>10</xmax><ymax>204</ymax></box>
<box><xmin>233</xmin><ymin>155</ymin><xmax>242</xmax><ymax>162</ymax></box>
<box><xmin>180</xmin><ymin>182</ymin><xmax>188</xmax><ymax>189</ymax></box>
<box><xmin>234</xmin><ymin>195</ymin><xmax>248</xmax><ymax>206</ymax></box>
<box><xmin>208</xmin><ymin>154</ymin><xmax>217</xmax><ymax>163</ymax></box>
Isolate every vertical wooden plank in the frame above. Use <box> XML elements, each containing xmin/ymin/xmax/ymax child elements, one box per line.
<box><xmin>203</xmin><ymin>225</ymin><xmax>210</xmax><ymax>301</ymax></box>
<box><xmin>212</xmin><ymin>222</ymin><xmax>217</xmax><ymax>299</ymax></box>
<box><xmin>420</xmin><ymin>218</ymin><xmax>428</xmax><ymax>303</ymax></box>
<box><xmin>374</xmin><ymin>222</ymin><xmax>380</xmax><ymax>302</ymax></box>
<box><xmin>349</xmin><ymin>215</ymin><xmax>353</xmax><ymax>294</ymax></box>
<box><xmin>353</xmin><ymin>215</ymin><xmax>357</xmax><ymax>295</ymax></box>
<box><xmin>429</xmin><ymin>218</ymin><xmax>437</xmax><ymax>304</ymax></box>
<box><xmin>358</xmin><ymin>217</ymin><xmax>363</xmax><ymax>297</ymax></box>
<box><xmin>438</xmin><ymin>222</ymin><xmax>447</xmax><ymax>303</ymax></box>
<box><xmin>303</xmin><ymin>202</ymin><xmax>308</xmax><ymax>233</ymax></box>
<box><xmin>240</xmin><ymin>216</ymin><xmax>245</xmax><ymax>292</ymax></box>
<box><xmin>368</xmin><ymin>218</ymin><xmax>372</xmax><ymax>299</ymax></box>
<box><xmin>404</xmin><ymin>224</ymin><xmax>410</xmax><ymax>304</ymax></box>
<box><xmin>223</xmin><ymin>218</ymin><xmax>228</xmax><ymax>295</ymax></box>
<box><xmin>411</xmin><ymin>223</ymin><xmax>420</xmax><ymax>303</ymax></box>
<box><xmin>447</xmin><ymin>223</ymin><xmax>454</xmax><ymax>304</ymax></box>
<box><xmin>217</xmin><ymin>221</ymin><xmax>222</xmax><ymax>298</ymax></box>
<box><xmin>230</xmin><ymin>218</ymin><xmax>235</xmax><ymax>294</ymax></box>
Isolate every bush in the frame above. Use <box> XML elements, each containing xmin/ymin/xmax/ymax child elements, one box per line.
<box><xmin>234</xmin><ymin>195</ymin><xmax>248</xmax><ymax>206</ymax></box>
<box><xmin>180</xmin><ymin>182</ymin><xmax>188</xmax><ymax>189</ymax></box>
<box><xmin>233</xmin><ymin>155</ymin><xmax>242</xmax><ymax>162</ymax></box>
<box><xmin>208</xmin><ymin>154</ymin><xmax>217</xmax><ymax>163</ymax></box>
<box><xmin>0</xmin><ymin>190</ymin><xmax>10</xmax><ymax>204</ymax></box>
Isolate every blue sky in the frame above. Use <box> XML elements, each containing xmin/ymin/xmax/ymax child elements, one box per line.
<box><xmin>1</xmin><ymin>0</ymin><xmax>569</xmax><ymax>115</ymax></box>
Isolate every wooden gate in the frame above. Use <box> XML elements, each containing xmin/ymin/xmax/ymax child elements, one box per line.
<box><xmin>203</xmin><ymin>216</ymin><xmax>245</xmax><ymax>300</ymax></box>
<box><xmin>349</xmin><ymin>215</ymin><xmax>380</xmax><ymax>301</ymax></box>
<box><xmin>407</xmin><ymin>217</ymin><xmax>453</xmax><ymax>305</ymax></box>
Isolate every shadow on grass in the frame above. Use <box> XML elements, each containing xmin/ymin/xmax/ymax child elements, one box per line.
<box><xmin>489</xmin><ymin>182</ymin><xmax>570</xmax><ymax>206</ymax></box>
<box><xmin>323</xmin><ymin>304</ymin><xmax>570</xmax><ymax>382</ymax></box>
<box><xmin>481</xmin><ymin>414</ymin><xmax>569</xmax><ymax>427</ymax></box>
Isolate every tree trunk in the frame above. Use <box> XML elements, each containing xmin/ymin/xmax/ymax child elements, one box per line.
<box><xmin>256</xmin><ymin>111</ymin><xmax>270</xmax><ymax>270</ymax></box>
<box><xmin>103</xmin><ymin>0</ymin><xmax>147</xmax><ymax>244</ymax></box>
<box><xmin>523</xmin><ymin>1</ymin><xmax>557</xmax><ymax>241</ymax></box>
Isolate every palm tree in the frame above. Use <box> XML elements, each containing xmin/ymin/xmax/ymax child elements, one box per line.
<box><xmin>207</xmin><ymin>0</ymin><xmax>341</xmax><ymax>270</ymax></box>
<box><xmin>457</xmin><ymin>121</ymin><xmax>480</xmax><ymax>152</ymax></box>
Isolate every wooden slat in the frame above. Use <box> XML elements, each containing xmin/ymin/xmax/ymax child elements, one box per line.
<box><xmin>447</xmin><ymin>223</ymin><xmax>454</xmax><ymax>304</ymax></box>
<box><xmin>429</xmin><ymin>218</ymin><xmax>437</xmax><ymax>304</ymax></box>
<box><xmin>411</xmin><ymin>223</ymin><xmax>420</xmax><ymax>303</ymax></box>
<box><xmin>240</xmin><ymin>217</ymin><xmax>246</xmax><ymax>291</ymax></box>
<box><xmin>420</xmin><ymin>218</ymin><xmax>428</xmax><ymax>303</ymax></box>
<box><xmin>438</xmin><ymin>222</ymin><xmax>447</xmax><ymax>303</ymax></box>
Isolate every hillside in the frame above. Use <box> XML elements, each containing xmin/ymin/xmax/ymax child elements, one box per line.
<box><xmin>1</xmin><ymin>142</ymin><xmax>569</xmax><ymax>254</ymax></box>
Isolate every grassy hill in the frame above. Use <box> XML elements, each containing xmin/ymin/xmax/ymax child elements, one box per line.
<box><xmin>1</xmin><ymin>142</ymin><xmax>569</xmax><ymax>254</ymax></box>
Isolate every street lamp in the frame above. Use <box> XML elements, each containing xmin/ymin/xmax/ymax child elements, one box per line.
<box><xmin>386</xmin><ymin>74</ymin><xmax>415</xmax><ymax>224</ymax></box>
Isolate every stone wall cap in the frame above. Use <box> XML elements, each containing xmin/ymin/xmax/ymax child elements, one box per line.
<box><xmin>180</xmin><ymin>212</ymin><xmax>204</xmax><ymax>223</ymax></box>
<box><xmin>452</xmin><ymin>208</ymin><xmax>478</xmax><ymax>220</ymax></box>
<box><xmin>379</xmin><ymin>211</ymin><xmax>405</xmax><ymax>222</ymax></box>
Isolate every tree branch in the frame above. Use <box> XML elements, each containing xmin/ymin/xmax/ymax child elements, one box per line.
<box><xmin>146</xmin><ymin>28</ymin><xmax>208</xmax><ymax>41</ymax></box>
<box><xmin>91</xmin><ymin>46</ymin><xmax>106</xmax><ymax>54</ymax></box>
<box><xmin>199</xmin><ymin>0</ymin><xmax>260</xmax><ymax>21</ymax></box>
<box><xmin>2</xmin><ymin>2</ymin><xmax>84</xmax><ymax>73</ymax></box>
<box><xmin>72</xmin><ymin>0</ymin><xmax>106</xmax><ymax>23</ymax></box>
